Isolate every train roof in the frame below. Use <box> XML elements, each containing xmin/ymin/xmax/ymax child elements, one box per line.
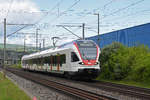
<box><xmin>58</xmin><ymin>39</ymin><xmax>95</xmax><ymax>48</ymax></box>
<box><xmin>22</xmin><ymin>39</ymin><xmax>96</xmax><ymax>60</ymax></box>
<box><xmin>22</xmin><ymin>47</ymin><xmax>71</xmax><ymax>60</ymax></box>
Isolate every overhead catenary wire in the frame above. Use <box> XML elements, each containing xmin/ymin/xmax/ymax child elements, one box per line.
<box><xmin>2</xmin><ymin>0</ymin><xmax>67</xmax><ymax>48</ymax></box>
<box><xmin>102</xmin><ymin>0</ymin><xmax>145</xmax><ymax>19</ymax></box>
<box><xmin>5</xmin><ymin>0</ymin><xmax>149</xmax><ymax>48</ymax></box>
<box><xmin>6</xmin><ymin>0</ymin><xmax>64</xmax><ymax>43</ymax></box>
<box><xmin>26</xmin><ymin>0</ymin><xmax>146</xmax><ymax>40</ymax></box>
<box><xmin>13</xmin><ymin>0</ymin><xmax>65</xmax><ymax>46</ymax></box>
<box><xmin>5</xmin><ymin>0</ymin><xmax>81</xmax><ymax>41</ymax></box>
<box><xmin>87</xmin><ymin>0</ymin><xmax>145</xmax><ymax>26</ymax></box>
<box><xmin>33</xmin><ymin>0</ymin><xmax>115</xmax><ymax>37</ymax></box>
<box><xmin>34</xmin><ymin>0</ymin><xmax>81</xmax><ymax>41</ymax></box>
<box><xmin>102</xmin><ymin>8</ymin><xmax>150</xmax><ymax>22</ymax></box>
<box><xmin>32</xmin><ymin>0</ymin><xmax>64</xmax><ymax>26</ymax></box>
<box><xmin>7</xmin><ymin>25</ymin><xmax>31</xmax><ymax>37</ymax></box>
<box><xmin>94</xmin><ymin>0</ymin><xmax>117</xmax><ymax>12</ymax></box>
<box><xmin>47</xmin><ymin>0</ymin><xmax>81</xmax><ymax>25</ymax></box>
<box><xmin>67</xmin><ymin>0</ymin><xmax>117</xmax><ymax>24</ymax></box>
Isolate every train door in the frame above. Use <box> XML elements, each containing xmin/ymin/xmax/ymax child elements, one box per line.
<box><xmin>57</xmin><ymin>54</ymin><xmax>60</xmax><ymax>71</ymax></box>
<box><xmin>64</xmin><ymin>50</ymin><xmax>70</xmax><ymax>71</ymax></box>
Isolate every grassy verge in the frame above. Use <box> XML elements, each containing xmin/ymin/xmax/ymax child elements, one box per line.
<box><xmin>10</xmin><ymin>64</ymin><xmax>22</xmax><ymax>68</ymax></box>
<box><xmin>0</xmin><ymin>72</ymin><xmax>31</xmax><ymax>100</ymax></box>
<box><xmin>96</xmin><ymin>78</ymin><xmax>150</xmax><ymax>89</ymax></box>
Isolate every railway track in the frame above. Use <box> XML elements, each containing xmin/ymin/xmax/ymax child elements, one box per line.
<box><xmin>31</xmin><ymin>70</ymin><xmax>150</xmax><ymax>100</ymax></box>
<box><xmin>5</xmin><ymin>68</ymin><xmax>150</xmax><ymax>100</ymax></box>
<box><xmin>29</xmin><ymin>70</ymin><xmax>150</xmax><ymax>100</ymax></box>
<box><xmin>5</xmin><ymin>68</ymin><xmax>116</xmax><ymax>100</ymax></box>
<box><xmin>80</xmin><ymin>80</ymin><xmax>150</xmax><ymax>100</ymax></box>
<box><xmin>96</xmin><ymin>81</ymin><xmax>150</xmax><ymax>100</ymax></box>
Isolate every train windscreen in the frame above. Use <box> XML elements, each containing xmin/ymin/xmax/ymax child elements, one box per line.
<box><xmin>76</xmin><ymin>40</ymin><xmax>97</xmax><ymax>60</ymax></box>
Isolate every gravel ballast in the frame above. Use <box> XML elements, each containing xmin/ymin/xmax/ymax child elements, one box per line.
<box><xmin>6</xmin><ymin>71</ymin><xmax>77</xmax><ymax>100</ymax></box>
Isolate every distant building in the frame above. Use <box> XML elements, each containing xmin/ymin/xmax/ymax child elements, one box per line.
<box><xmin>0</xmin><ymin>50</ymin><xmax>26</xmax><ymax>66</ymax></box>
<box><xmin>88</xmin><ymin>23</ymin><xmax>150</xmax><ymax>48</ymax></box>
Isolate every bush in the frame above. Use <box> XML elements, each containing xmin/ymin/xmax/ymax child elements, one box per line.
<box><xmin>98</xmin><ymin>42</ymin><xmax>150</xmax><ymax>83</ymax></box>
<box><xmin>99</xmin><ymin>42</ymin><xmax>128</xmax><ymax>80</ymax></box>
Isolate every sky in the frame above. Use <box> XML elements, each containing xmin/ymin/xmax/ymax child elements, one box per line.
<box><xmin>0</xmin><ymin>0</ymin><xmax>150</xmax><ymax>47</ymax></box>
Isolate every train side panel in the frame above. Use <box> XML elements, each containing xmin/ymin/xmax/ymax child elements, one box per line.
<box><xmin>22</xmin><ymin>40</ymin><xmax>101</xmax><ymax>79</ymax></box>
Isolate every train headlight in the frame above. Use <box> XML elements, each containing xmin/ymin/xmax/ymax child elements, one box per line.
<box><xmin>94</xmin><ymin>62</ymin><xmax>98</xmax><ymax>65</ymax></box>
<box><xmin>79</xmin><ymin>62</ymin><xmax>84</xmax><ymax>65</ymax></box>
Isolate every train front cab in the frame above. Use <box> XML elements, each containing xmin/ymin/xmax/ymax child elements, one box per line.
<box><xmin>68</xmin><ymin>40</ymin><xmax>100</xmax><ymax>79</ymax></box>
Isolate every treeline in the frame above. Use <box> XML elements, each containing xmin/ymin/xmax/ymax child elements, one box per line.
<box><xmin>98</xmin><ymin>42</ymin><xmax>150</xmax><ymax>83</ymax></box>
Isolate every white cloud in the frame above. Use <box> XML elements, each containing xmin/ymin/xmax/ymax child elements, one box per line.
<box><xmin>0</xmin><ymin>0</ymin><xmax>42</xmax><ymax>23</ymax></box>
<box><xmin>0</xmin><ymin>0</ymin><xmax>45</xmax><ymax>45</ymax></box>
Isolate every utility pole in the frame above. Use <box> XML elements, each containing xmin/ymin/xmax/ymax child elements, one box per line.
<box><xmin>24</xmin><ymin>38</ymin><xmax>26</xmax><ymax>53</ymax></box>
<box><xmin>43</xmin><ymin>39</ymin><xmax>45</xmax><ymax>50</ymax></box>
<box><xmin>82</xmin><ymin>23</ymin><xmax>85</xmax><ymax>39</ymax></box>
<box><xmin>2</xmin><ymin>21</ymin><xmax>33</xmax><ymax>67</ymax></box>
<box><xmin>4</xmin><ymin>18</ymin><xmax>6</xmax><ymax>68</ymax></box>
<box><xmin>39</xmin><ymin>43</ymin><xmax>41</xmax><ymax>51</ymax></box>
<box><xmin>94</xmin><ymin>13</ymin><xmax>100</xmax><ymax>46</ymax></box>
<box><xmin>36</xmin><ymin>28</ymin><xmax>40</xmax><ymax>51</ymax></box>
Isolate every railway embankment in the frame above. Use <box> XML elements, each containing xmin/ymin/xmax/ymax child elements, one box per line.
<box><xmin>0</xmin><ymin>71</ymin><xmax>31</xmax><ymax>100</ymax></box>
<box><xmin>5</xmin><ymin>70</ymin><xmax>76</xmax><ymax>100</ymax></box>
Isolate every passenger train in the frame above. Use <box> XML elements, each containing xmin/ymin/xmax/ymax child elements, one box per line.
<box><xmin>21</xmin><ymin>40</ymin><xmax>100</xmax><ymax>79</ymax></box>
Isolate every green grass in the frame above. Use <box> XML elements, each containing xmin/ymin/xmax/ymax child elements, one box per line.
<box><xmin>0</xmin><ymin>72</ymin><xmax>31</xmax><ymax>100</ymax></box>
<box><xmin>96</xmin><ymin>78</ymin><xmax>150</xmax><ymax>89</ymax></box>
<box><xmin>10</xmin><ymin>64</ymin><xmax>22</xmax><ymax>68</ymax></box>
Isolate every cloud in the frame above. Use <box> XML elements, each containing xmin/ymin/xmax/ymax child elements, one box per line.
<box><xmin>0</xmin><ymin>0</ymin><xmax>42</xmax><ymax>23</ymax></box>
<box><xmin>0</xmin><ymin>0</ymin><xmax>45</xmax><ymax>45</ymax></box>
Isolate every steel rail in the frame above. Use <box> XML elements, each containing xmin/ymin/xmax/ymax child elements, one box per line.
<box><xmin>98</xmin><ymin>81</ymin><xmax>150</xmax><ymax>94</ymax></box>
<box><xmin>78</xmin><ymin>80</ymin><xmax>150</xmax><ymax>100</ymax></box>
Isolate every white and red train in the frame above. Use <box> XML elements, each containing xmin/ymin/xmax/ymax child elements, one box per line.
<box><xmin>21</xmin><ymin>40</ymin><xmax>100</xmax><ymax>79</ymax></box>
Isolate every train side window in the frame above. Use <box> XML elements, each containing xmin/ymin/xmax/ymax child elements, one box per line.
<box><xmin>48</xmin><ymin>56</ymin><xmax>51</xmax><ymax>65</ymax></box>
<box><xmin>53</xmin><ymin>56</ymin><xmax>57</xmax><ymax>66</ymax></box>
<box><xmin>29</xmin><ymin>59</ymin><xmax>32</xmax><ymax>65</ymax></box>
<box><xmin>50</xmin><ymin>56</ymin><xmax>53</xmax><ymax>65</ymax></box>
<box><xmin>52</xmin><ymin>56</ymin><xmax>54</xmax><ymax>66</ymax></box>
<box><xmin>71</xmin><ymin>52</ymin><xmax>79</xmax><ymax>62</ymax></box>
<box><xmin>31</xmin><ymin>59</ymin><xmax>34</xmax><ymax>65</ymax></box>
<box><xmin>62</xmin><ymin>54</ymin><xmax>66</xmax><ymax>63</ymax></box>
<box><xmin>43</xmin><ymin>56</ymin><xmax>48</xmax><ymax>65</ymax></box>
<box><xmin>36</xmin><ymin>58</ymin><xmax>40</xmax><ymax>65</ymax></box>
<box><xmin>45</xmin><ymin>56</ymin><xmax>50</xmax><ymax>65</ymax></box>
<box><xmin>55</xmin><ymin>56</ymin><xmax>57</xmax><ymax>66</ymax></box>
<box><xmin>60</xmin><ymin>54</ymin><xmax>66</xmax><ymax>66</ymax></box>
<box><xmin>40</xmin><ymin>58</ymin><xmax>44</xmax><ymax>65</ymax></box>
